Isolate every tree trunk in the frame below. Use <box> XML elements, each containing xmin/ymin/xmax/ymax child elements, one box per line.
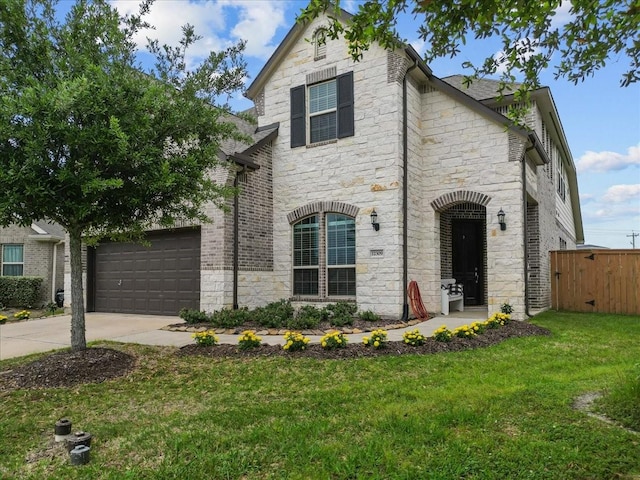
<box><xmin>69</xmin><ymin>230</ymin><xmax>87</xmax><ymax>351</ymax></box>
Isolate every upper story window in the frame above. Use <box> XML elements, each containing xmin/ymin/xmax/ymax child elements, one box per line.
<box><xmin>290</xmin><ymin>71</ymin><xmax>354</xmax><ymax>148</ymax></box>
<box><xmin>1</xmin><ymin>244</ymin><xmax>24</xmax><ymax>276</ymax></box>
<box><xmin>309</xmin><ymin>80</ymin><xmax>337</xmax><ymax>143</ymax></box>
<box><xmin>313</xmin><ymin>28</ymin><xmax>327</xmax><ymax>60</ymax></box>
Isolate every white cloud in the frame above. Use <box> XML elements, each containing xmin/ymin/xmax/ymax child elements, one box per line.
<box><xmin>219</xmin><ymin>0</ymin><xmax>288</xmax><ymax>60</ymax></box>
<box><xmin>110</xmin><ymin>0</ymin><xmax>228</xmax><ymax>65</ymax></box>
<box><xmin>580</xmin><ymin>192</ymin><xmax>596</xmax><ymax>202</ymax></box>
<box><xmin>577</xmin><ymin>144</ymin><xmax>640</xmax><ymax>173</ymax></box>
<box><xmin>602</xmin><ymin>184</ymin><xmax>640</xmax><ymax>203</ymax></box>
<box><xmin>551</xmin><ymin>0</ymin><xmax>574</xmax><ymax>28</ymax></box>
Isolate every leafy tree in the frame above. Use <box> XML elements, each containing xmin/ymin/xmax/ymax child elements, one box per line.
<box><xmin>0</xmin><ymin>0</ymin><xmax>247</xmax><ymax>350</ymax></box>
<box><xmin>299</xmin><ymin>0</ymin><xmax>639</xmax><ymax>103</ymax></box>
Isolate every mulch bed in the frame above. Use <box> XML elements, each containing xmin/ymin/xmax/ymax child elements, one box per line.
<box><xmin>178</xmin><ymin>321</ymin><xmax>550</xmax><ymax>359</ymax></box>
<box><xmin>0</xmin><ymin>322</ymin><xmax>550</xmax><ymax>391</ymax></box>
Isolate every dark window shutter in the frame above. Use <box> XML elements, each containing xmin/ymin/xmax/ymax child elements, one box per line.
<box><xmin>336</xmin><ymin>71</ymin><xmax>354</xmax><ymax>139</ymax></box>
<box><xmin>290</xmin><ymin>85</ymin><xmax>306</xmax><ymax>147</ymax></box>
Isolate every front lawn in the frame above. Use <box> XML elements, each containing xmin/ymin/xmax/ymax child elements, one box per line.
<box><xmin>1</xmin><ymin>311</ymin><xmax>638</xmax><ymax>479</ymax></box>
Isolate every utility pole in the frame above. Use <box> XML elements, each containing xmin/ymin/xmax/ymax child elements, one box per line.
<box><xmin>628</xmin><ymin>230</ymin><xmax>638</xmax><ymax>249</ymax></box>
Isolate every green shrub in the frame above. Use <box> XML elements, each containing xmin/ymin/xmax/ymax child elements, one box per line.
<box><xmin>287</xmin><ymin>305</ymin><xmax>322</xmax><ymax>330</ymax></box>
<box><xmin>282</xmin><ymin>331</ymin><xmax>310</xmax><ymax>352</ymax></box>
<box><xmin>362</xmin><ymin>329</ymin><xmax>388</xmax><ymax>349</ymax></box>
<box><xmin>0</xmin><ymin>277</ymin><xmax>43</xmax><ymax>308</ymax></box>
<box><xmin>237</xmin><ymin>330</ymin><xmax>262</xmax><ymax>350</ymax></box>
<box><xmin>326</xmin><ymin>301</ymin><xmax>356</xmax><ymax>327</ymax></box>
<box><xmin>192</xmin><ymin>330</ymin><xmax>218</xmax><ymax>347</ymax></box>
<box><xmin>358</xmin><ymin>310</ymin><xmax>380</xmax><ymax>322</ymax></box>
<box><xmin>403</xmin><ymin>329</ymin><xmax>426</xmax><ymax>346</ymax></box>
<box><xmin>500</xmin><ymin>302</ymin><xmax>513</xmax><ymax>314</ymax></box>
<box><xmin>432</xmin><ymin>325</ymin><xmax>452</xmax><ymax>342</ymax></box>
<box><xmin>210</xmin><ymin>307</ymin><xmax>250</xmax><ymax>329</ymax></box>
<box><xmin>253</xmin><ymin>300</ymin><xmax>294</xmax><ymax>328</ymax></box>
<box><xmin>320</xmin><ymin>330</ymin><xmax>348</xmax><ymax>349</ymax></box>
<box><xmin>179</xmin><ymin>308</ymin><xmax>209</xmax><ymax>324</ymax></box>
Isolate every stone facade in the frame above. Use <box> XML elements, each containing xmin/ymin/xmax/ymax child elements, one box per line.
<box><xmin>72</xmin><ymin>12</ymin><xmax>582</xmax><ymax>321</ymax></box>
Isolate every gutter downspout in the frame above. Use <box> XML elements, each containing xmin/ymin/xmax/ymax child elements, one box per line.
<box><xmin>523</xmin><ymin>143</ymin><xmax>534</xmax><ymax>318</ymax></box>
<box><xmin>233</xmin><ymin>166</ymin><xmax>245</xmax><ymax>310</ymax></box>
<box><xmin>51</xmin><ymin>240</ymin><xmax>64</xmax><ymax>302</ymax></box>
<box><xmin>401</xmin><ymin>60</ymin><xmax>418</xmax><ymax>321</ymax></box>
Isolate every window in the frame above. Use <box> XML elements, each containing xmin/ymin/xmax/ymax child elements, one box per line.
<box><xmin>313</xmin><ymin>28</ymin><xmax>327</xmax><ymax>59</ymax></box>
<box><xmin>290</xmin><ymin>71</ymin><xmax>354</xmax><ymax>147</ymax></box>
<box><xmin>309</xmin><ymin>80</ymin><xmax>337</xmax><ymax>143</ymax></box>
<box><xmin>2</xmin><ymin>244</ymin><xmax>24</xmax><ymax>276</ymax></box>
<box><xmin>559</xmin><ymin>237</ymin><xmax>567</xmax><ymax>250</ymax></box>
<box><xmin>292</xmin><ymin>213</ymin><xmax>356</xmax><ymax>297</ymax></box>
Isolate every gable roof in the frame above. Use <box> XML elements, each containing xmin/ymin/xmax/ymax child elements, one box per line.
<box><xmin>246</xmin><ymin>9</ymin><xmax>353</xmax><ymax>100</ymax></box>
<box><xmin>30</xmin><ymin>220</ymin><xmax>65</xmax><ymax>242</ymax></box>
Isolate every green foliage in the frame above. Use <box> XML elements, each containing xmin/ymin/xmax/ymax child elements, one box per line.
<box><xmin>432</xmin><ymin>325</ymin><xmax>453</xmax><ymax>342</ymax></box>
<box><xmin>179</xmin><ymin>308</ymin><xmax>209</xmax><ymax>325</ymax></box>
<box><xmin>282</xmin><ymin>330</ymin><xmax>310</xmax><ymax>351</ymax></box>
<box><xmin>501</xmin><ymin>303</ymin><xmax>513</xmax><ymax>314</ymax></box>
<box><xmin>287</xmin><ymin>305</ymin><xmax>322</xmax><ymax>330</ymax></box>
<box><xmin>358</xmin><ymin>309</ymin><xmax>380</xmax><ymax>322</ymax></box>
<box><xmin>362</xmin><ymin>329</ymin><xmax>388</xmax><ymax>349</ymax></box>
<box><xmin>253</xmin><ymin>300</ymin><xmax>294</xmax><ymax>328</ymax></box>
<box><xmin>237</xmin><ymin>330</ymin><xmax>262</xmax><ymax>351</ymax></box>
<box><xmin>0</xmin><ymin>277</ymin><xmax>43</xmax><ymax>308</ymax></box>
<box><xmin>209</xmin><ymin>308</ymin><xmax>250</xmax><ymax>329</ymax></box>
<box><xmin>597</xmin><ymin>363</ymin><xmax>640</xmax><ymax>431</ymax></box>
<box><xmin>453</xmin><ymin>324</ymin><xmax>477</xmax><ymax>338</ymax></box>
<box><xmin>0</xmin><ymin>0</ymin><xmax>248</xmax><ymax>350</ymax></box>
<box><xmin>326</xmin><ymin>301</ymin><xmax>356</xmax><ymax>327</ymax></box>
<box><xmin>192</xmin><ymin>330</ymin><xmax>219</xmax><ymax>347</ymax></box>
<box><xmin>320</xmin><ymin>330</ymin><xmax>348</xmax><ymax>350</ymax></box>
<box><xmin>298</xmin><ymin>1</ymin><xmax>639</xmax><ymax>110</ymax></box>
<box><xmin>403</xmin><ymin>328</ymin><xmax>426</xmax><ymax>346</ymax></box>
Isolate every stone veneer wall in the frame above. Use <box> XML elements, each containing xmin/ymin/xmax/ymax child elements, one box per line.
<box><xmin>419</xmin><ymin>85</ymin><xmax>528</xmax><ymax>319</ymax></box>
<box><xmin>253</xmin><ymin>15</ymin><xmax>407</xmax><ymax>317</ymax></box>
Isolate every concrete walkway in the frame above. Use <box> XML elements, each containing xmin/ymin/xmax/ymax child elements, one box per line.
<box><xmin>0</xmin><ymin>309</ymin><xmax>490</xmax><ymax>360</ymax></box>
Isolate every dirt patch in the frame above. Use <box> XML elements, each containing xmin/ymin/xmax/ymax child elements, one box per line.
<box><xmin>0</xmin><ymin>322</ymin><xmax>549</xmax><ymax>392</ymax></box>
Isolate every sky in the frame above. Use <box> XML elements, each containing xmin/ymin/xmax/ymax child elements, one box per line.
<box><xmin>92</xmin><ymin>1</ymin><xmax>639</xmax><ymax>248</ymax></box>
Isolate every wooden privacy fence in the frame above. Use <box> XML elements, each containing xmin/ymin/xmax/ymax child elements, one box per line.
<box><xmin>551</xmin><ymin>249</ymin><xmax>640</xmax><ymax>315</ymax></box>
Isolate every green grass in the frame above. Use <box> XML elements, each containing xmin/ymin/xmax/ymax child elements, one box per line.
<box><xmin>1</xmin><ymin>311</ymin><xmax>639</xmax><ymax>479</ymax></box>
<box><xmin>596</xmin><ymin>361</ymin><xmax>640</xmax><ymax>431</ymax></box>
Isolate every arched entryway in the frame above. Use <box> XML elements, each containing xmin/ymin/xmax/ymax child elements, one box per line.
<box><xmin>431</xmin><ymin>191</ymin><xmax>491</xmax><ymax>307</ymax></box>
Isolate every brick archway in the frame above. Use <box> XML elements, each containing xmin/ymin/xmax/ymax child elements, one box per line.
<box><xmin>430</xmin><ymin>191</ymin><xmax>492</xmax><ymax>212</ymax></box>
<box><xmin>287</xmin><ymin>201</ymin><xmax>359</xmax><ymax>224</ymax></box>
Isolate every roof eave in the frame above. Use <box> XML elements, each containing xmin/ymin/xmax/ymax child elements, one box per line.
<box><xmin>246</xmin><ymin>9</ymin><xmax>353</xmax><ymax>100</ymax></box>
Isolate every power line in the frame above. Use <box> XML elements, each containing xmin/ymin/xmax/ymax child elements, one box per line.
<box><xmin>627</xmin><ymin>231</ymin><xmax>639</xmax><ymax>249</ymax></box>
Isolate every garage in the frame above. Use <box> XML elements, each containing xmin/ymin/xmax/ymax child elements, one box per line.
<box><xmin>88</xmin><ymin>228</ymin><xmax>201</xmax><ymax>315</ymax></box>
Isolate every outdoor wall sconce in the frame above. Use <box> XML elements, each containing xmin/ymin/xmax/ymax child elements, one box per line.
<box><xmin>371</xmin><ymin>209</ymin><xmax>380</xmax><ymax>231</ymax></box>
<box><xmin>497</xmin><ymin>208</ymin><xmax>507</xmax><ymax>231</ymax></box>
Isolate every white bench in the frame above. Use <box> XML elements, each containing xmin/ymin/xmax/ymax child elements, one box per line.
<box><xmin>441</xmin><ymin>278</ymin><xmax>464</xmax><ymax>315</ymax></box>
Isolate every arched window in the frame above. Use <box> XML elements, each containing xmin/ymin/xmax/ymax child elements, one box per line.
<box><xmin>292</xmin><ymin>213</ymin><xmax>356</xmax><ymax>297</ymax></box>
<box><xmin>313</xmin><ymin>28</ymin><xmax>327</xmax><ymax>60</ymax></box>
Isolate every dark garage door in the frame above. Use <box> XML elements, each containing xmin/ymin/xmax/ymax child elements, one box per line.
<box><xmin>91</xmin><ymin>228</ymin><xmax>201</xmax><ymax>315</ymax></box>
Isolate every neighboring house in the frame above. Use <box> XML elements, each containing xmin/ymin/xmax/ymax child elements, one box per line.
<box><xmin>72</xmin><ymin>10</ymin><xmax>583</xmax><ymax>320</ymax></box>
<box><xmin>0</xmin><ymin>221</ymin><xmax>65</xmax><ymax>305</ymax></box>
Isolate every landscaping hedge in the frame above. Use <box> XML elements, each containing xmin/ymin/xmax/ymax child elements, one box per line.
<box><xmin>0</xmin><ymin>277</ymin><xmax>43</xmax><ymax>308</ymax></box>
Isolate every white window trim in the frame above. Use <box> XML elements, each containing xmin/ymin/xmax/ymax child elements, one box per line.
<box><xmin>1</xmin><ymin>244</ymin><xmax>24</xmax><ymax>276</ymax></box>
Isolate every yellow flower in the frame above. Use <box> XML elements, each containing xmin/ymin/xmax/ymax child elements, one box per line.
<box><xmin>374</xmin><ymin>341</ymin><xmax>380</xmax><ymax>347</ymax></box>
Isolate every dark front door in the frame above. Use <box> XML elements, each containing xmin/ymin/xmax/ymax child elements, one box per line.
<box><xmin>452</xmin><ymin>220</ymin><xmax>484</xmax><ymax>306</ymax></box>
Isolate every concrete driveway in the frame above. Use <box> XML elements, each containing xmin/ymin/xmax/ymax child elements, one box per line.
<box><xmin>0</xmin><ymin>313</ymin><xmax>190</xmax><ymax>360</ymax></box>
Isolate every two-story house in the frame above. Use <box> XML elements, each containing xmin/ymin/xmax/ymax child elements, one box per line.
<box><xmin>76</xmin><ymin>10</ymin><xmax>583</xmax><ymax>320</ymax></box>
